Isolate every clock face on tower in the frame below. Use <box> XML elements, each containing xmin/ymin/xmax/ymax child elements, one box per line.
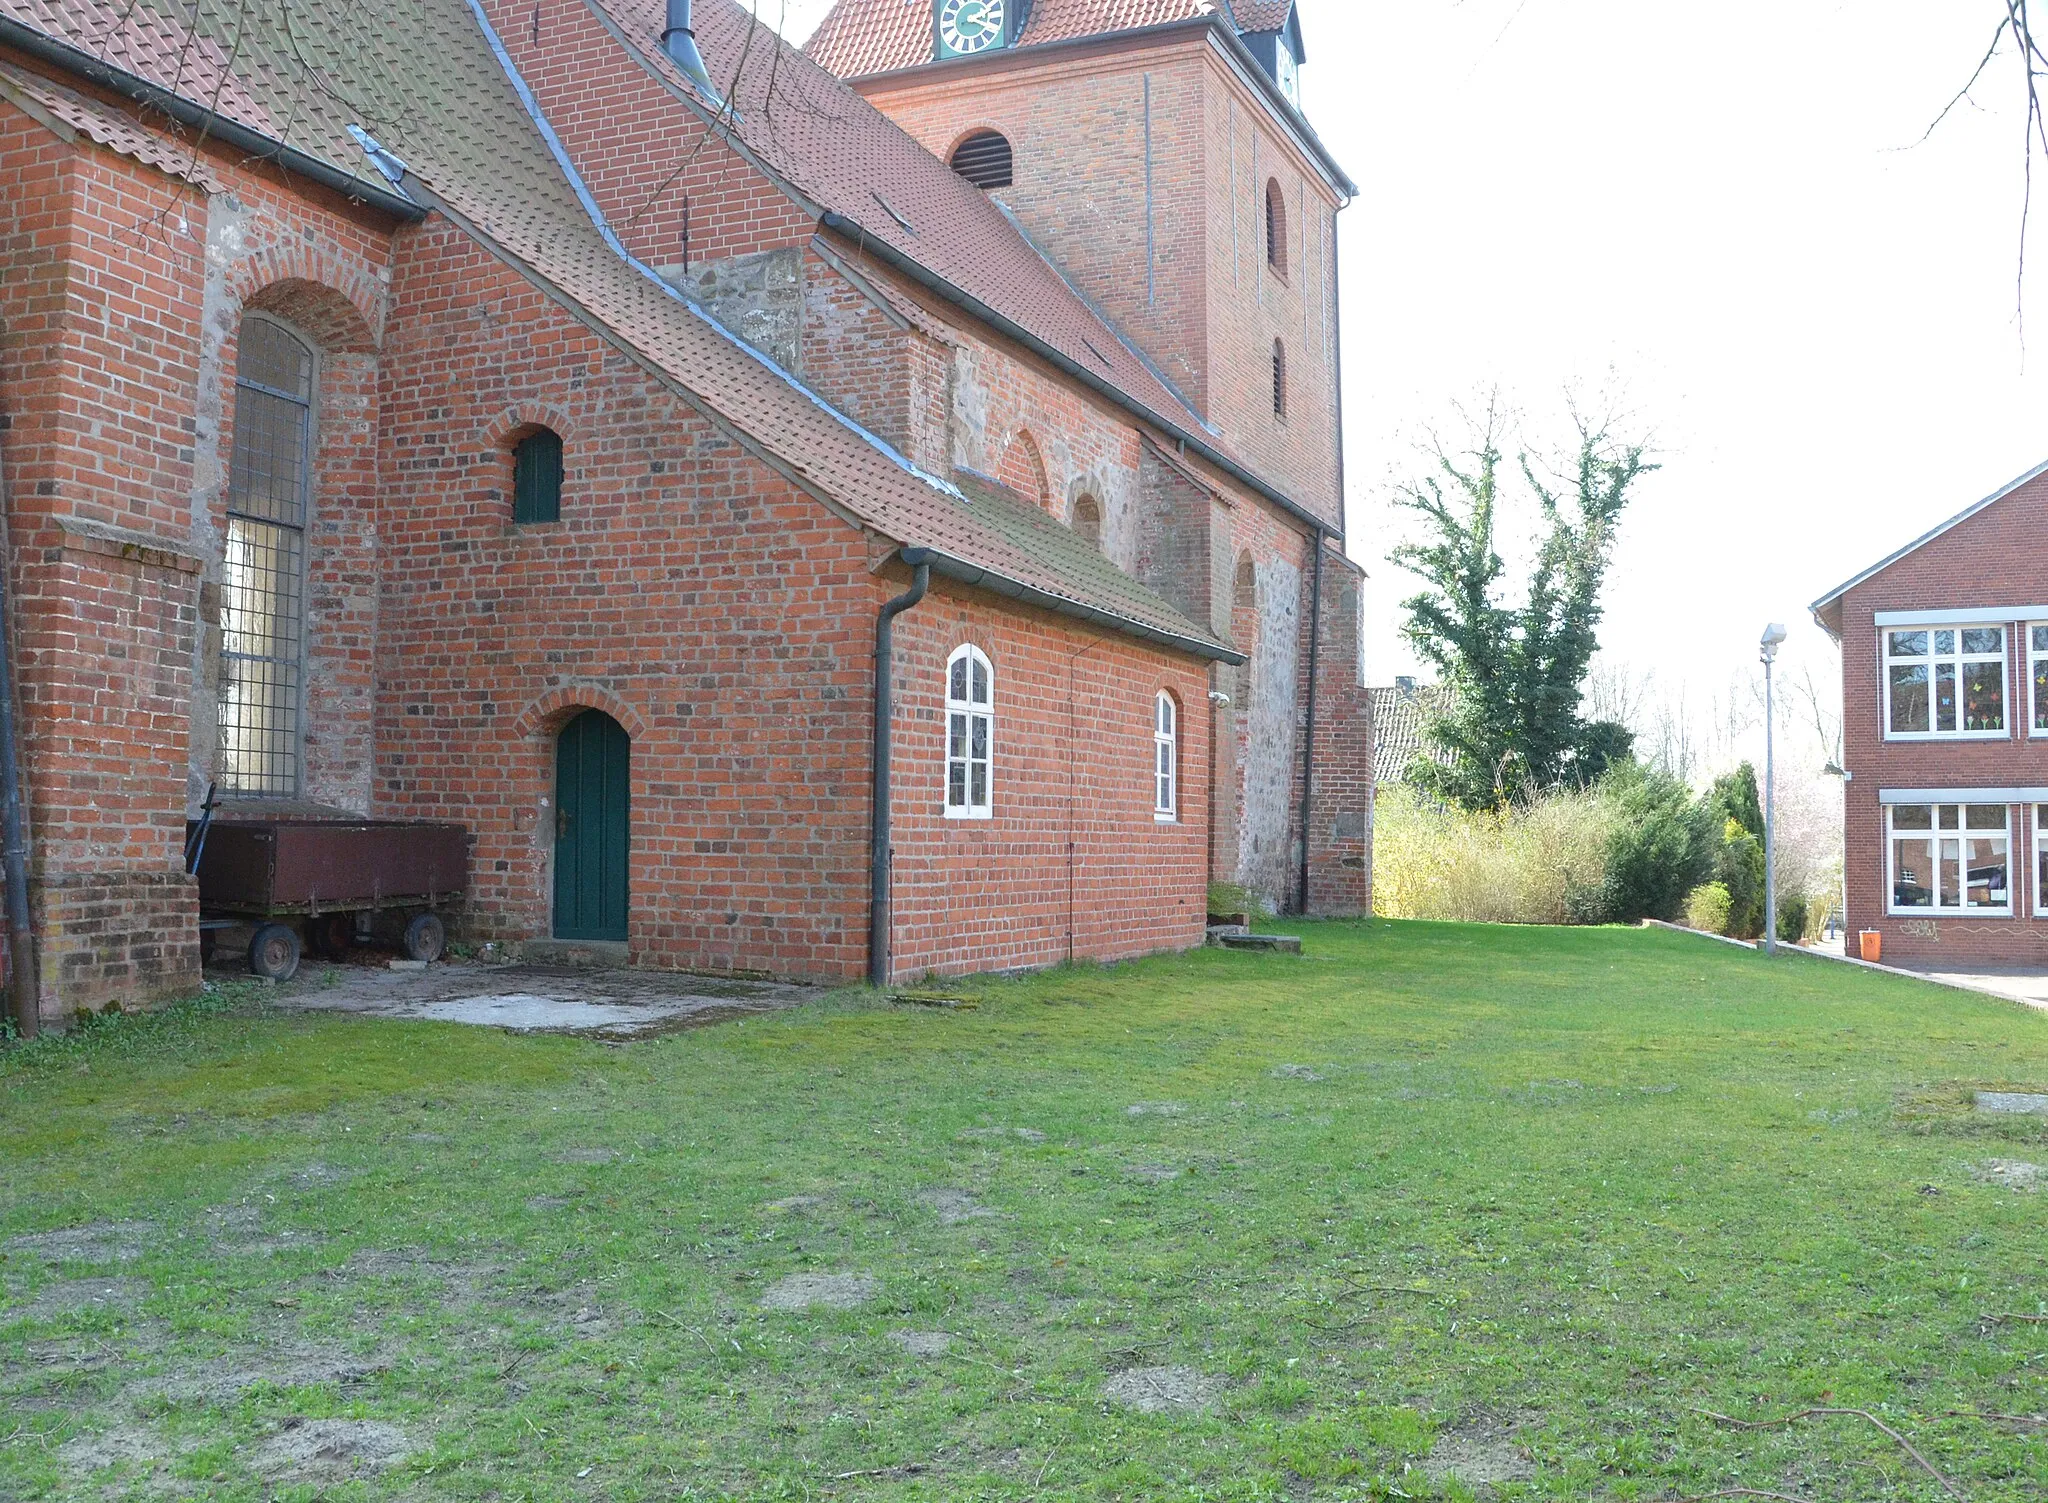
<box><xmin>936</xmin><ymin>0</ymin><xmax>1008</xmax><ymax>58</ymax></box>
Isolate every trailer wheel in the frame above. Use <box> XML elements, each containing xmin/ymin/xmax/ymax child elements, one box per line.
<box><xmin>309</xmin><ymin>912</ymin><xmax>356</xmax><ymax>958</ymax></box>
<box><xmin>248</xmin><ymin>923</ymin><xmax>302</xmax><ymax>982</ymax></box>
<box><xmin>402</xmin><ymin>912</ymin><xmax>447</xmax><ymax>964</ymax></box>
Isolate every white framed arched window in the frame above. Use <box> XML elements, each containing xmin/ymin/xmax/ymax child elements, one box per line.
<box><xmin>1153</xmin><ymin>690</ymin><xmax>1178</xmax><ymax>821</ymax></box>
<box><xmin>946</xmin><ymin>645</ymin><xmax>994</xmax><ymax>818</ymax></box>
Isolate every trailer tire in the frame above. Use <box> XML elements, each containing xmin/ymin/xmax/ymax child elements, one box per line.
<box><xmin>309</xmin><ymin>912</ymin><xmax>356</xmax><ymax>958</ymax></box>
<box><xmin>248</xmin><ymin>923</ymin><xmax>302</xmax><ymax>982</ymax></box>
<box><xmin>403</xmin><ymin>912</ymin><xmax>446</xmax><ymax>964</ymax></box>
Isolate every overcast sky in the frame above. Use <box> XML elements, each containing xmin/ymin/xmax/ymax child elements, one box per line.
<box><xmin>772</xmin><ymin>2</ymin><xmax>2048</xmax><ymax>774</ymax></box>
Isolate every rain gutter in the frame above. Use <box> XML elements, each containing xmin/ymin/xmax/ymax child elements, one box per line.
<box><xmin>0</xmin><ymin>15</ymin><xmax>426</xmax><ymax>222</ymax></box>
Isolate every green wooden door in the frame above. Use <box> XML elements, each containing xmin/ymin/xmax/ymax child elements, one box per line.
<box><xmin>553</xmin><ymin>710</ymin><xmax>629</xmax><ymax>941</ymax></box>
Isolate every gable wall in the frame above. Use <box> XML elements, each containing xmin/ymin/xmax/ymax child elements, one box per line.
<box><xmin>375</xmin><ymin>216</ymin><xmax>881</xmax><ymax>978</ymax></box>
<box><xmin>481</xmin><ymin>0</ymin><xmax>818</xmax><ymax>274</ymax></box>
<box><xmin>1833</xmin><ymin>468</ymin><xmax>2048</xmax><ymax>964</ymax></box>
<box><xmin>854</xmin><ymin>39</ymin><xmax>1213</xmax><ymax>414</ymax></box>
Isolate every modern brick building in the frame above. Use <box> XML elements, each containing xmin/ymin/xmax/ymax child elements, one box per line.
<box><xmin>0</xmin><ymin>0</ymin><xmax>1371</xmax><ymax>1024</ymax></box>
<box><xmin>1813</xmin><ymin>460</ymin><xmax>2048</xmax><ymax>965</ymax></box>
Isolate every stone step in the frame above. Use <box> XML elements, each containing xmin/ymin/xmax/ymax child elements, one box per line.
<box><xmin>1218</xmin><ymin>932</ymin><xmax>1301</xmax><ymax>954</ymax></box>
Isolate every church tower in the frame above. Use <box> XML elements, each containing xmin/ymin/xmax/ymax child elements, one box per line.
<box><xmin>806</xmin><ymin>0</ymin><xmax>1354</xmax><ymax>532</ymax></box>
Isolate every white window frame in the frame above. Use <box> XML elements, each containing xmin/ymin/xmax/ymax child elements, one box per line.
<box><xmin>1153</xmin><ymin>690</ymin><xmax>1178</xmax><ymax>821</ymax></box>
<box><xmin>2027</xmin><ymin>624</ymin><xmax>2048</xmax><ymax>738</ymax></box>
<box><xmin>2035</xmin><ymin>805</ymin><xmax>2048</xmax><ymax>917</ymax></box>
<box><xmin>1886</xmin><ymin>802</ymin><xmax>2012</xmax><ymax>916</ymax></box>
<box><xmin>944</xmin><ymin>644</ymin><xmax>993</xmax><ymax>820</ymax></box>
<box><xmin>1881</xmin><ymin>623</ymin><xmax>2008</xmax><ymax>740</ymax></box>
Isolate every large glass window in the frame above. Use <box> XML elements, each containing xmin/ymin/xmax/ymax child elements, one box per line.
<box><xmin>1883</xmin><ymin>624</ymin><xmax>2005</xmax><ymax>737</ymax></box>
<box><xmin>2029</xmin><ymin>625</ymin><xmax>2048</xmax><ymax>734</ymax></box>
<box><xmin>2035</xmin><ymin>806</ymin><xmax>2048</xmax><ymax>915</ymax></box>
<box><xmin>1154</xmin><ymin>691</ymin><xmax>1178</xmax><ymax>821</ymax></box>
<box><xmin>219</xmin><ymin>317</ymin><xmax>312</xmax><ymax>797</ymax></box>
<box><xmin>1888</xmin><ymin>803</ymin><xmax>2010</xmax><ymax>914</ymax></box>
<box><xmin>945</xmin><ymin>645</ymin><xmax>993</xmax><ymax>819</ymax></box>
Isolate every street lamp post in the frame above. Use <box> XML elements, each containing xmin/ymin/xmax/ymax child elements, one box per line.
<box><xmin>1760</xmin><ymin>623</ymin><xmax>1788</xmax><ymax>956</ymax></box>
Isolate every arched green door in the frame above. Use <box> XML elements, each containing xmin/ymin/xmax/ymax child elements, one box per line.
<box><xmin>553</xmin><ymin>710</ymin><xmax>629</xmax><ymax>941</ymax></box>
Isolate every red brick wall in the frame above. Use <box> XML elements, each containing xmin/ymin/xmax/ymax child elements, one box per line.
<box><xmin>1830</xmin><ymin>468</ymin><xmax>2048</xmax><ymax>964</ymax></box>
<box><xmin>0</xmin><ymin>104</ymin><xmax>207</xmax><ymax>1018</ymax></box>
<box><xmin>854</xmin><ymin>35</ymin><xmax>1344</xmax><ymax>527</ymax></box>
<box><xmin>480</xmin><ymin>0</ymin><xmax>817</xmax><ymax>273</ymax></box>
<box><xmin>886</xmin><ymin>579</ymin><xmax>1212</xmax><ymax>977</ymax></box>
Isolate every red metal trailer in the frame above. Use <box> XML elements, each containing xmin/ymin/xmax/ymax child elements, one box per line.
<box><xmin>188</xmin><ymin>813</ymin><xmax>469</xmax><ymax>981</ymax></box>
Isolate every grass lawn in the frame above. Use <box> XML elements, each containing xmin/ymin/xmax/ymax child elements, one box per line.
<box><xmin>3</xmin><ymin>920</ymin><xmax>2046</xmax><ymax>1501</ymax></box>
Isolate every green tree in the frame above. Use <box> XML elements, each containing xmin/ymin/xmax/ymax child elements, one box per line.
<box><xmin>1598</xmin><ymin>764</ymin><xmax>1717</xmax><ymax>924</ymax></box>
<box><xmin>1708</xmin><ymin>762</ymin><xmax>1764</xmax><ymax>841</ymax></box>
<box><xmin>1394</xmin><ymin>402</ymin><xmax>1655</xmax><ymax>810</ymax></box>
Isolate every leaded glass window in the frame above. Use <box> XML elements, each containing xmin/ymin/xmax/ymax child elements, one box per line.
<box><xmin>219</xmin><ymin>317</ymin><xmax>311</xmax><ymax>797</ymax></box>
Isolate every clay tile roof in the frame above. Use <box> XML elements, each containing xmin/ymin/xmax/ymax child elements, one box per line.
<box><xmin>0</xmin><ymin>0</ymin><xmax>1238</xmax><ymax>663</ymax></box>
<box><xmin>806</xmin><ymin>0</ymin><xmax>1225</xmax><ymax>79</ymax></box>
<box><xmin>1228</xmin><ymin>1</ymin><xmax>1295</xmax><ymax>34</ymax></box>
<box><xmin>607</xmin><ymin>0</ymin><xmax>1215</xmax><ymax>442</ymax></box>
<box><xmin>1367</xmin><ymin>683</ymin><xmax>1452</xmax><ymax>785</ymax></box>
<box><xmin>0</xmin><ymin>58</ymin><xmax>221</xmax><ymax>188</ymax></box>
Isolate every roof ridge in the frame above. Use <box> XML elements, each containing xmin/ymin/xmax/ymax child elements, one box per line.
<box><xmin>456</xmin><ymin>0</ymin><xmax>964</xmax><ymax>503</ymax></box>
<box><xmin>1809</xmin><ymin>455</ymin><xmax>2048</xmax><ymax>631</ymax></box>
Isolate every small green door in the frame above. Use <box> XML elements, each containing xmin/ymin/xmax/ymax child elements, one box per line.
<box><xmin>554</xmin><ymin>710</ymin><xmax>629</xmax><ymax>941</ymax></box>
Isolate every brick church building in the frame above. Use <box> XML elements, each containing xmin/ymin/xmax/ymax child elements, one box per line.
<box><xmin>0</xmin><ymin>0</ymin><xmax>1370</xmax><ymax>1024</ymax></box>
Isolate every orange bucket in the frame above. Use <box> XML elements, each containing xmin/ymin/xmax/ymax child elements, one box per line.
<box><xmin>1858</xmin><ymin>930</ymin><xmax>1882</xmax><ymax>964</ymax></box>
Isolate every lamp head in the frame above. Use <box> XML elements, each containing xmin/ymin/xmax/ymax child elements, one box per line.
<box><xmin>1759</xmin><ymin>621</ymin><xmax>1787</xmax><ymax>663</ymax></box>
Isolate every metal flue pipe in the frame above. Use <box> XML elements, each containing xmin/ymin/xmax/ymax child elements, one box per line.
<box><xmin>660</xmin><ymin>0</ymin><xmax>720</xmax><ymax>101</ymax></box>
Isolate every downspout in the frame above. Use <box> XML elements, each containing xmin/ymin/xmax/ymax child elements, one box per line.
<box><xmin>0</xmin><ymin>428</ymin><xmax>38</xmax><ymax>1038</ymax></box>
<box><xmin>1296</xmin><ymin>530</ymin><xmax>1325</xmax><ymax>917</ymax></box>
<box><xmin>870</xmin><ymin>549</ymin><xmax>933</xmax><ymax>988</ymax></box>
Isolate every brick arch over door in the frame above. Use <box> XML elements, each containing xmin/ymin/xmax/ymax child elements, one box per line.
<box><xmin>513</xmin><ymin>686</ymin><xmax>651</xmax><ymax>743</ymax></box>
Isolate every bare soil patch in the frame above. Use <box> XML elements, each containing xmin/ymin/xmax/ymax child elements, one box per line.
<box><xmin>921</xmin><ymin>1188</ymin><xmax>999</xmax><ymax>1225</ymax></box>
<box><xmin>251</xmin><ymin>1417</ymin><xmax>410</xmax><ymax>1479</ymax></box>
<box><xmin>1421</xmin><ymin>1414</ymin><xmax>1536</xmax><ymax>1488</ymax></box>
<box><xmin>6</xmin><ymin>1221</ymin><xmax>156</xmax><ymax>1264</ymax></box>
<box><xmin>1101</xmin><ymin>1365</ymin><xmax>1222</xmax><ymax>1413</ymax></box>
<box><xmin>760</xmin><ymin>1272</ymin><xmax>876</xmax><ymax>1311</ymax></box>
<box><xmin>10</xmin><ymin>1277</ymin><xmax>148</xmax><ymax>1321</ymax></box>
<box><xmin>889</xmin><ymin>1329</ymin><xmax>952</xmax><ymax>1357</ymax></box>
<box><xmin>1125</xmin><ymin>1102</ymin><xmax>1185</xmax><ymax>1118</ymax></box>
<box><xmin>1973</xmin><ymin>1158</ymin><xmax>2046</xmax><ymax>1190</ymax></box>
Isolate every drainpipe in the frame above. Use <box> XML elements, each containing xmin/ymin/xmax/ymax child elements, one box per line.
<box><xmin>0</xmin><ymin>428</ymin><xmax>38</xmax><ymax>1038</ymax></box>
<box><xmin>1296</xmin><ymin>530</ymin><xmax>1325</xmax><ymax>917</ymax></box>
<box><xmin>870</xmin><ymin>549</ymin><xmax>933</xmax><ymax>989</ymax></box>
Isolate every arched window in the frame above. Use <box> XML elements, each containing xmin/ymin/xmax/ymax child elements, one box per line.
<box><xmin>513</xmin><ymin>427</ymin><xmax>563</xmax><ymax>524</ymax></box>
<box><xmin>1071</xmin><ymin>494</ymin><xmax>1102</xmax><ymax>548</ymax></box>
<box><xmin>950</xmin><ymin>130</ymin><xmax>1014</xmax><ymax>190</ymax></box>
<box><xmin>1265</xmin><ymin>179</ymin><xmax>1288</xmax><ymax>277</ymax></box>
<box><xmin>1154</xmin><ymin>691</ymin><xmax>1178</xmax><ymax>820</ymax></box>
<box><xmin>1234</xmin><ymin>551</ymin><xmax>1257</xmax><ymax>608</ymax></box>
<box><xmin>220</xmin><ymin>315</ymin><xmax>313</xmax><ymax>797</ymax></box>
<box><xmin>945</xmin><ymin>645</ymin><xmax>994</xmax><ymax>818</ymax></box>
<box><xmin>1271</xmin><ymin>340</ymin><xmax>1287</xmax><ymax>419</ymax></box>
